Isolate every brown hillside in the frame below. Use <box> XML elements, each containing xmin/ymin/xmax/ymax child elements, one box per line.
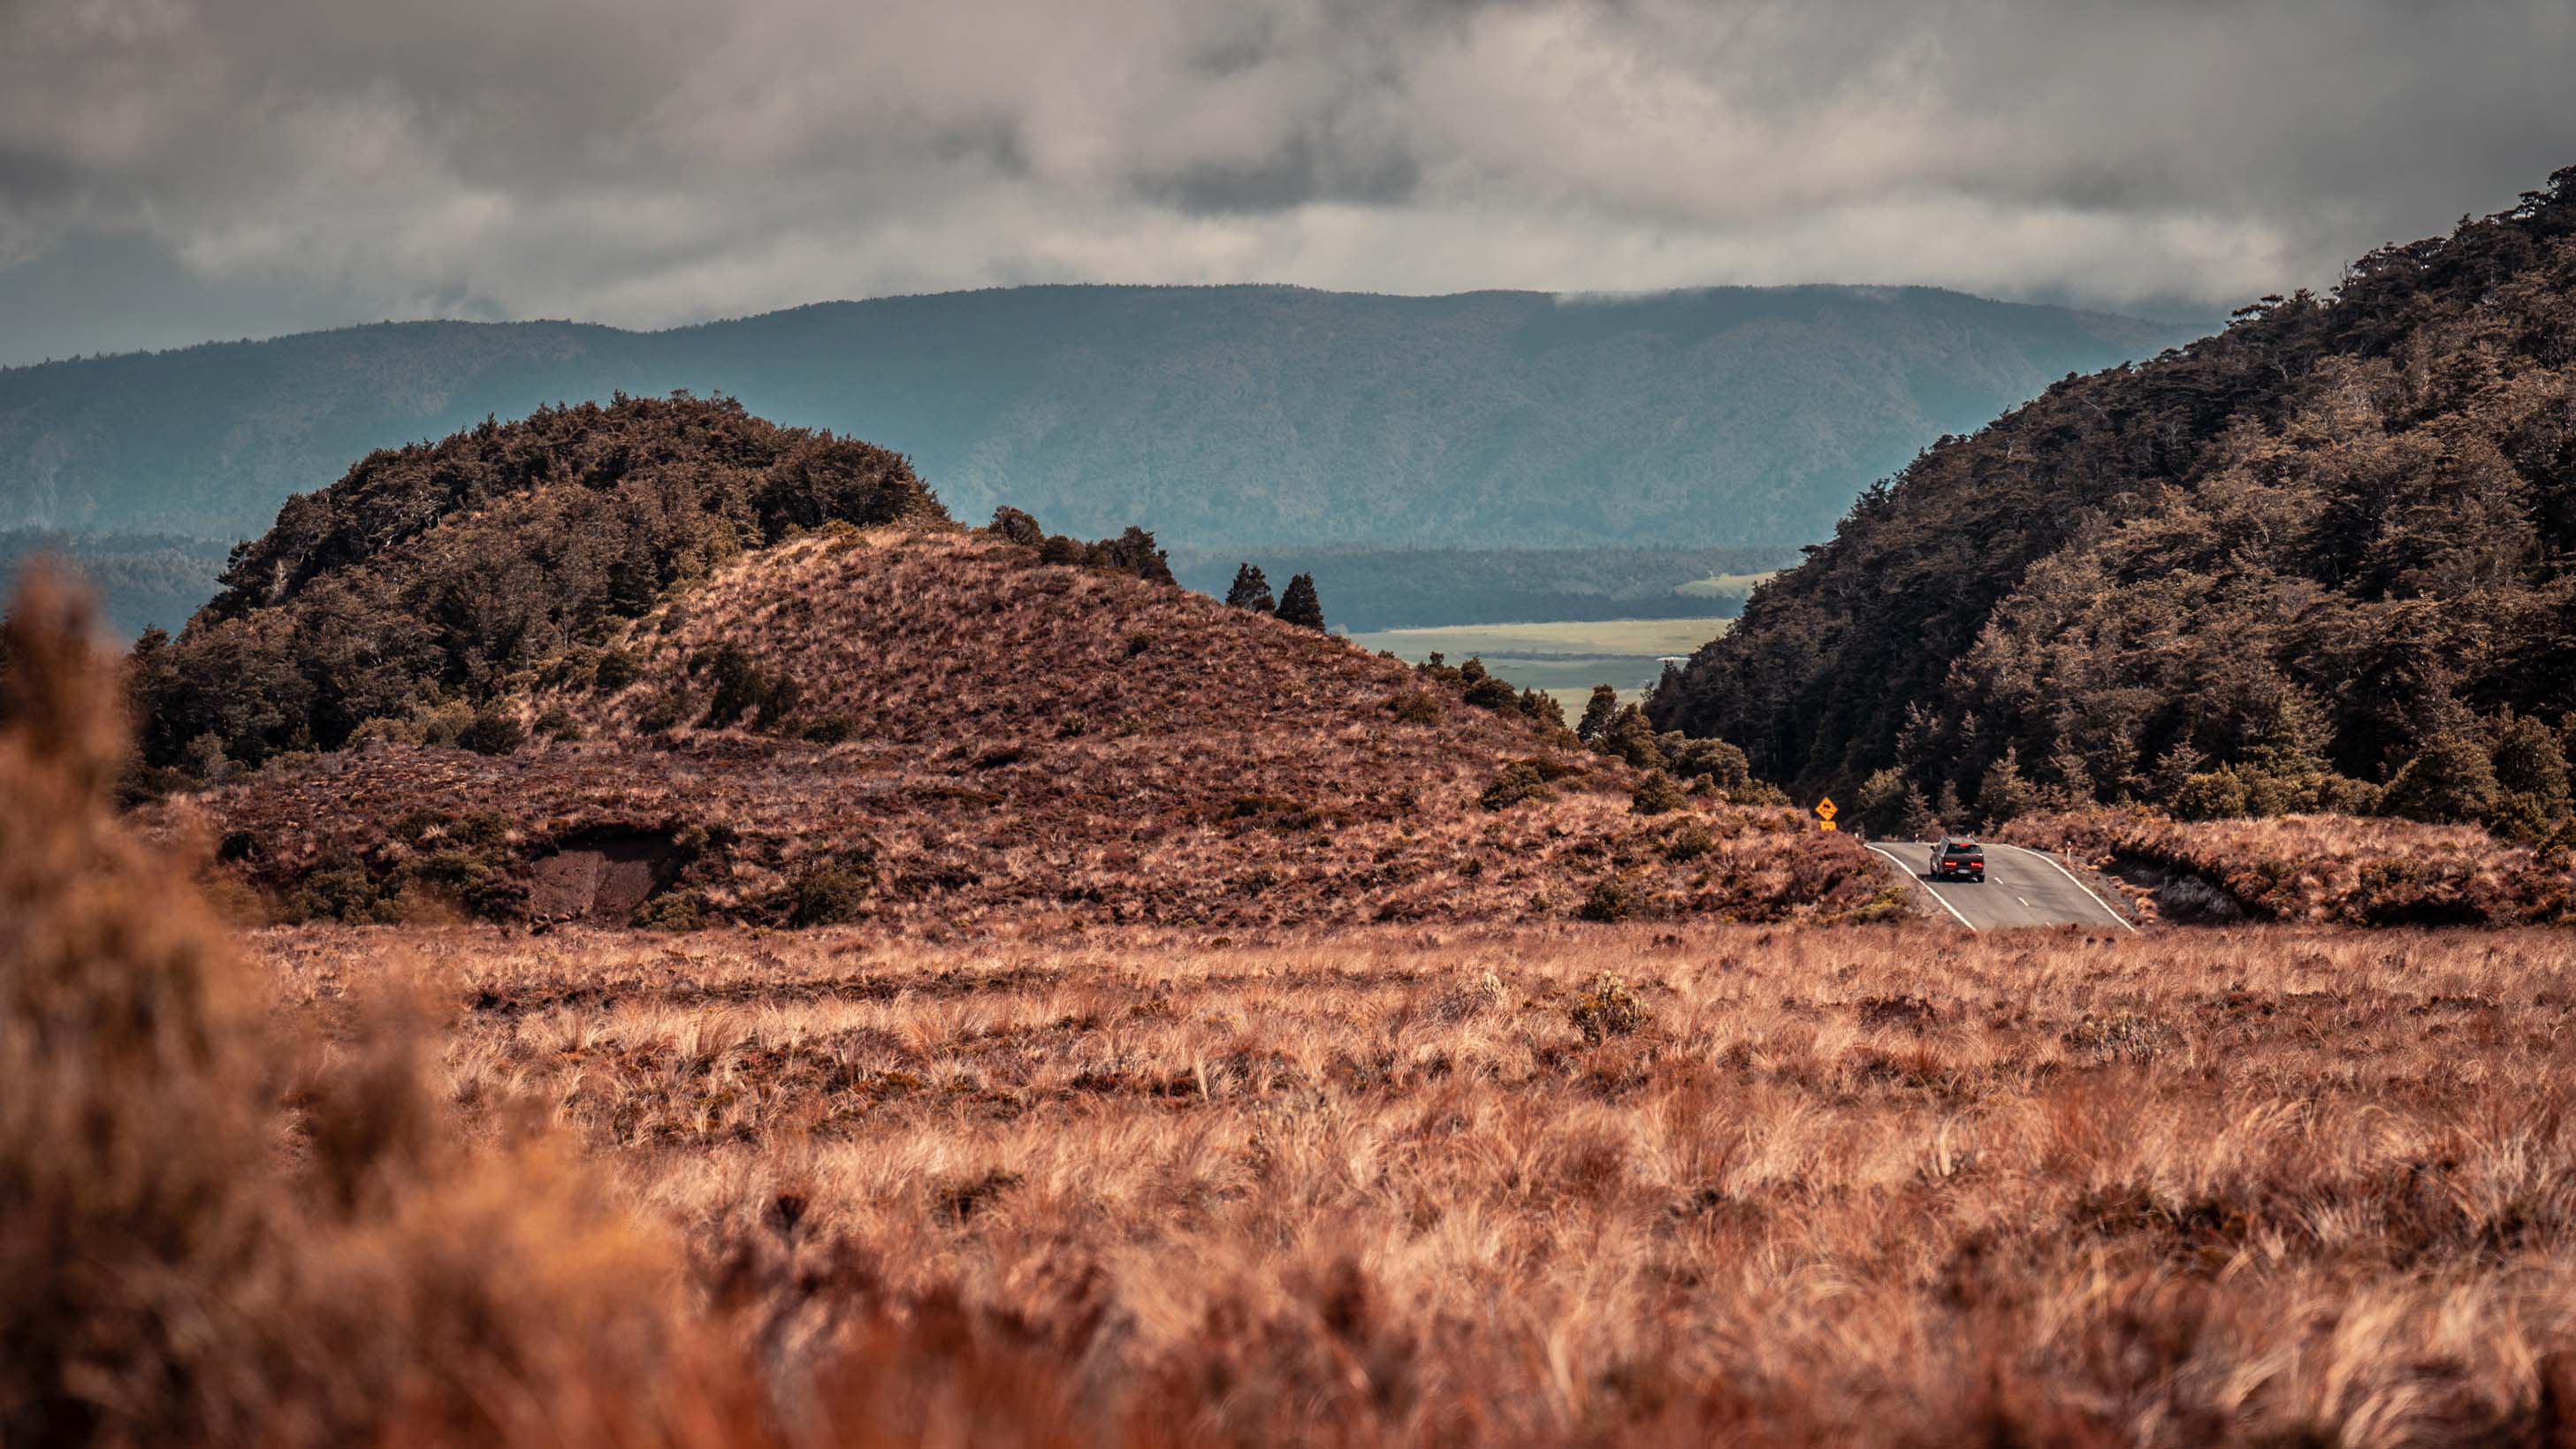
<box><xmin>189</xmin><ymin>526</ymin><xmax>1881</xmax><ymax>931</ymax></box>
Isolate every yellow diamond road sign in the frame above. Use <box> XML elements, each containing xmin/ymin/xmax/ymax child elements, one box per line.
<box><xmin>1814</xmin><ymin>797</ymin><xmax>1837</xmax><ymax>820</ymax></box>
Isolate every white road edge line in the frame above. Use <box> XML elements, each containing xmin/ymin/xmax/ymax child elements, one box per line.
<box><xmin>1991</xmin><ymin>843</ymin><xmax>2138</xmax><ymax>933</ymax></box>
<box><xmin>1865</xmin><ymin>844</ymin><xmax>1977</xmax><ymax>932</ymax></box>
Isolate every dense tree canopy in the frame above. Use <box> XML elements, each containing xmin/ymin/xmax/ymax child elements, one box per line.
<box><xmin>1652</xmin><ymin>165</ymin><xmax>2576</xmax><ymax>838</ymax></box>
<box><xmin>133</xmin><ymin>394</ymin><xmax>944</xmax><ymax>767</ymax></box>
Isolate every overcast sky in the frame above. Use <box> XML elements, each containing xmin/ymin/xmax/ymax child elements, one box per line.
<box><xmin>3</xmin><ymin>0</ymin><xmax>2571</xmax><ymax>366</ymax></box>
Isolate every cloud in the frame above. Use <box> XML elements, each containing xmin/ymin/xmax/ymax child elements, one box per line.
<box><xmin>0</xmin><ymin>0</ymin><xmax>2570</xmax><ymax>362</ymax></box>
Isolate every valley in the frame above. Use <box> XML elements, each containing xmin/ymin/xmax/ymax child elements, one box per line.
<box><xmin>1353</xmin><ymin>616</ymin><xmax>1733</xmax><ymax>714</ymax></box>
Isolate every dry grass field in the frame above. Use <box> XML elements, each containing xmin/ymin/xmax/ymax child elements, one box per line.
<box><xmin>221</xmin><ymin>917</ymin><xmax>2576</xmax><ymax>1446</ymax></box>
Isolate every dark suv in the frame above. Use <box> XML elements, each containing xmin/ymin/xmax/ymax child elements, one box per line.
<box><xmin>1928</xmin><ymin>837</ymin><xmax>1985</xmax><ymax>883</ymax></box>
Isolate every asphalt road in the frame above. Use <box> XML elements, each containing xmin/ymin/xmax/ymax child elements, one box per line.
<box><xmin>1864</xmin><ymin>841</ymin><xmax>2137</xmax><ymax>932</ymax></box>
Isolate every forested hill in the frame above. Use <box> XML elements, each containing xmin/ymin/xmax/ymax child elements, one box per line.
<box><xmin>1650</xmin><ymin>165</ymin><xmax>2576</xmax><ymax>838</ymax></box>
<box><xmin>0</xmin><ymin>284</ymin><xmax>2190</xmax><ymax>555</ymax></box>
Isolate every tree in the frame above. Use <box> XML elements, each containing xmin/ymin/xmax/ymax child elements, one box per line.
<box><xmin>1631</xmin><ymin>772</ymin><xmax>1688</xmax><ymax>816</ymax></box>
<box><xmin>1669</xmin><ymin>737</ymin><xmax>1750</xmax><ymax>790</ymax></box>
<box><xmin>1097</xmin><ymin>525</ymin><xmax>1176</xmax><ymax>584</ymax></box>
<box><xmin>1225</xmin><ymin>563</ymin><xmax>1276</xmax><ymax>612</ymax></box>
<box><xmin>1854</xmin><ymin>766</ymin><xmax>1909</xmax><ymax>837</ymax></box>
<box><xmin>1898</xmin><ymin>783</ymin><xmax>1941</xmax><ymax>840</ymax></box>
<box><xmin>1576</xmin><ymin>685</ymin><xmax>1619</xmax><ymax>743</ymax></box>
<box><xmin>1276</xmin><ymin>574</ymin><xmax>1326</xmax><ymax>629</ymax></box>
<box><xmin>989</xmin><ymin>506</ymin><xmax>1043</xmax><ymax>547</ymax></box>
<box><xmin>1596</xmin><ymin>705</ymin><xmax>1664</xmax><ymax>771</ymax></box>
<box><xmin>2490</xmin><ymin>712</ymin><xmax>2571</xmax><ymax>810</ymax></box>
<box><xmin>2382</xmin><ymin>736</ymin><xmax>2502</xmax><ymax>824</ymax></box>
<box><xmin>1518</xmin><ymin>689</ymin><xmax>1567</xmax><ymax>732</ymax></box>
<box><xmin>1977</xmin><ymin>746</ymin><xmax>2039</xmax><ymax>825</ymax></box>
<box><xmin>2148</xmin><ymin>740</ymin><xmax>2207</xmax><ymax>800</ymax></box>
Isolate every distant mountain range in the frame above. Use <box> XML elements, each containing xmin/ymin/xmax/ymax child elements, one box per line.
<box><xmin>0</xmin><ymin>284</ymin><xmax>2199</xmax><ymax>565</ymax></box>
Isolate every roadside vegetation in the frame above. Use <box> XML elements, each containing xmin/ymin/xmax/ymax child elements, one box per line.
<box><xmin>2002</xmin><ymin>806</ymin><xmax>2576</xmax><ymax>927</ymax></box>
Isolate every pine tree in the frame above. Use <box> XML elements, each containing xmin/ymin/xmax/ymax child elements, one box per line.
<box><xmin>1935</xmin><ymin>781</ymin><xmax>1967</xmax><ymax>835</ymax></box>
<box><xmin>1898</xmin><ymin>783</ymin><xmax>1942</xmax><ymax>840</ymax></box>
<box><xmin>1978</xmin><ymin>745</ymin><xmax>2039</xmax><ymax>825</ymax></box>
<box><xmin>2245</xmin><ymin>688</ymin><xmax>2333</xmax><ymax>779</ymax></box>
<box><xmin>1576</xmin><ymin>685</ymin><xmax>1619</xmax><ymax>743</ymax></box>
<box><xmin>1276</xmin><ymin>574</ymin><xmax>1326</xmax><ymax>629</ymax></box>
<box><xmin>2149</xmin><ymin>740</ymin><xmax>2207</xmax><ymax>799</ymax></box>
<box><xmin>1225</xmin><ymin>563</ymin><xmax>1276</xmax><ymax>613</ymax></box>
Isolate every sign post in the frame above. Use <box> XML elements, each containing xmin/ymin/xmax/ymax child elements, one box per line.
<box><xmin>1814</xmin><ymin>796</ymin><xmax>1837</xmax><ymax>832</ymax></box>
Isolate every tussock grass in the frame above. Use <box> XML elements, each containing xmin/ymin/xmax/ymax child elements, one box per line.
<box><xmin>255</xmin><ymin>915</ymin><xmax>2576</xmax><ymax>1446</ymax></box>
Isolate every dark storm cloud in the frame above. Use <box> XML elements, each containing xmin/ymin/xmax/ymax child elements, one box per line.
<box><xmin>1</xmin><ymin>0</ymin><xmax>2572</xmax><ymax>362</ymax></box>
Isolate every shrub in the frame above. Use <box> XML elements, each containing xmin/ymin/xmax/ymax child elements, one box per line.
<box><xmin>636</xmin><ymin>690</ymin><xmax>691</xmax><ymax>734</ymax></box>
<box><xmin>2307</xmin><ymin>774</ymin><xmax>2382</xmax><ymax>815</ymax></box>
<box><xmin>699</xmin><ymin>641</ymin><xmax>796</xmax><ymax>730</ymax></box>
<box><xmin>591</xmin><ymin>646</ymin><xmax>643</xmax><ymax>693</ymax></box>
<box><xmin>1854</xmin><ymin>766</ymin><xmax>1909</xmax><ymax>836</ymax></box>
<box><xmin>1662</xmin><ymin>825</ymin><xmax>1714</xmax><ymax>862</ymax></box>
<box><xmin>788</xmin><ymin>866</ymin><xmax>872</xmax><ymax>926</ymax></box>
<box><xmin>1094</xmin><ymin>526</ymin><xmax>1177</xmax><ymax>583</ymax></box>
<box><xmin>458</xmin><ymin>708</ymin><xmax>526</xmax><ymax>757</ymax></box>
<box><xmin>802</xmin><ymin>713</ymin><xmax>858</xmax><ymax>744</ymax></box>
<box><xmin>1038</xmin><ymin>535</ymin><xmax>1088</xmax><ymax>566</ymax></box>
<box><xmin>3</xmin><ymin>569</ymin><xmax>689</xmax><ymax>1446</ymax></box>
<box><xmin>633</xmin><ymin>892</ymin><xmax>712</xmax><ymax>931</ymax></box>
<box><xmin>288</xmin><ymin>862</ymin><xmax>395</xmax><ymax>924</ymax></box>
<box><xmin>1631</xmin><ymin>772</ymin><xmax>1688</xmax><ymax>816</ymax></box>
<box><xmin>1575</xmin><ymin>880</ymin><xmax>1636</xmax><ymax>924</ymax></box>
<box><xmin>1460</xmin><ymin>672</ymin><xmax>1520</xmax><ymax>713</ymax></box>
<box><xmin>454</xmin><ymin>809</ymin><xmax>512</xmax><ymax>847</ymax></box>
<box><xmin>2173</xmin><ymin>768</ymin><xmax>2253</xmax><ymax>820</ymax></box>
<box><xmin>1567</xmin><ymin>971</ymin><xmax>1649</xmax><ymax>1037</ymax></box>
<box><xmin>1480</xmin><ymin>761</ymin><xmax>1555</xmax><ymax>812</ymax></box>
<box><xmin>412</xmin><ymin>699</ymin><xmax>476</xmax><ymax>749</ymax></box>
<box><xmin>1385</xmin><ymin>691</ymin><xmax>1444</xmax><ymax>724</ymax></box>
<box><xmin>1669</xmin><ymin>737</ymin><xmax>1751</xmax><ymax>790</ymax></box>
